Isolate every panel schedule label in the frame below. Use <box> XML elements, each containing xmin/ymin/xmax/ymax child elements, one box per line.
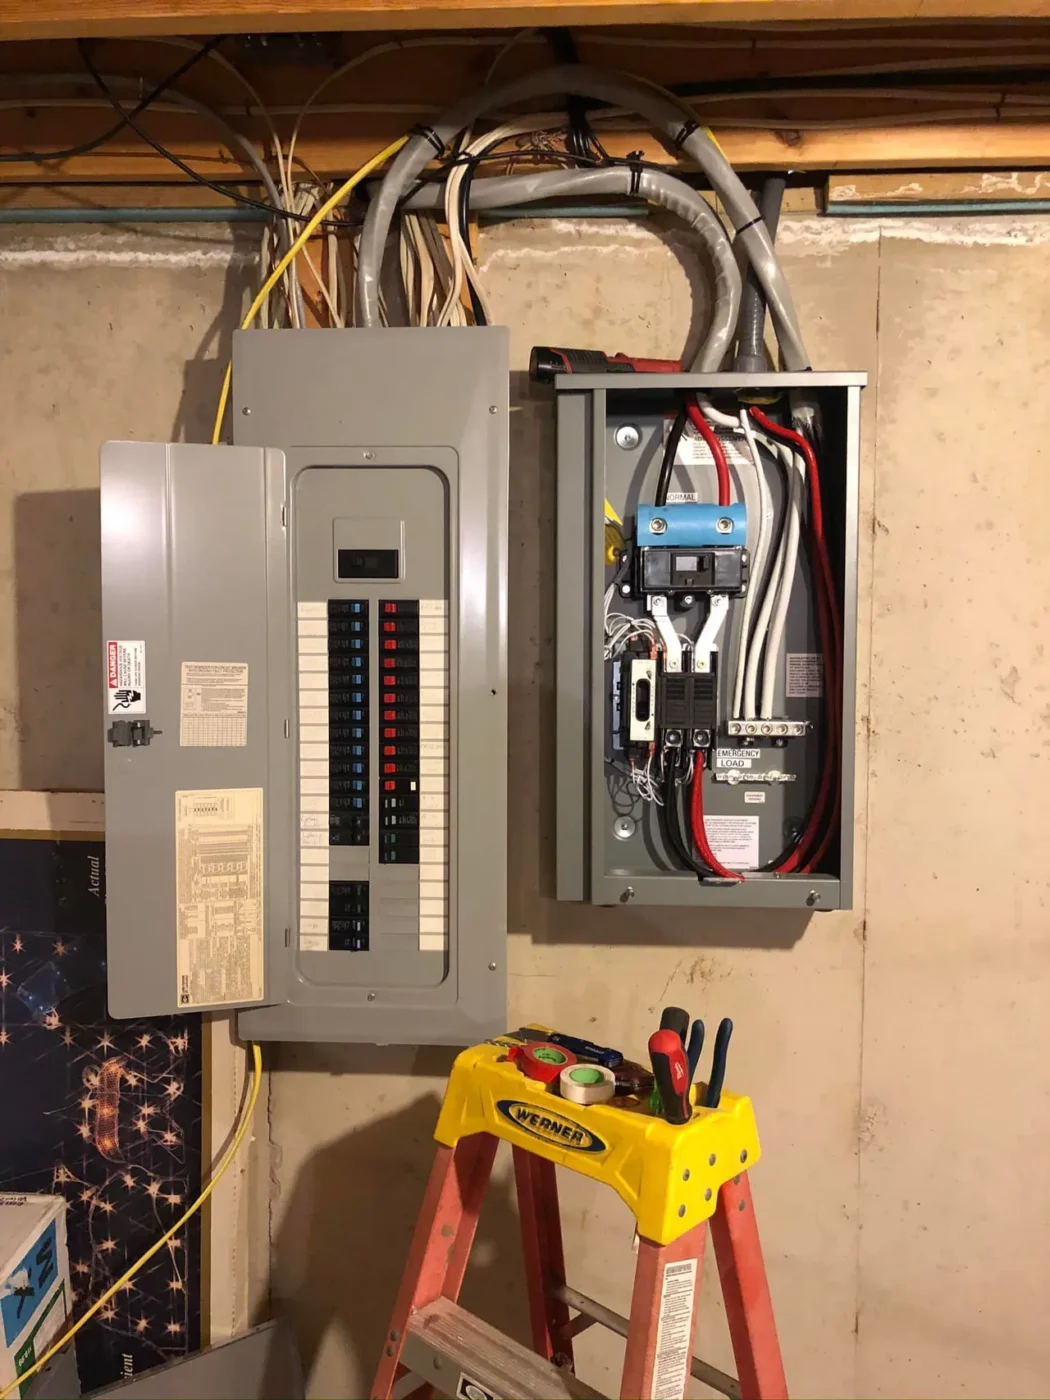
<box><xmin>175</xmin><ymin>787</ymin><xmax>263</xmax><ymax>1007</ymax></box>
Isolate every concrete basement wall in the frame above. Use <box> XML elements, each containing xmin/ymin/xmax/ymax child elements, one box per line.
<box><xmin>0</xmin><ymin>214</ymin><xmax>1047</xmax><ymax>1398</ymax></box>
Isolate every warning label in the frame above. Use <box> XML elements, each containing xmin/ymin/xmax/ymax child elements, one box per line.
<box><xmin>105</xmin><ymin>640</ymin><xmax>146</xmax><ymax>714</ymax></box>
<box><xmin>786</xmin><ymin>651</ymin><xmax>824</xmax><ymax>699</ymax></box>
<box><xmin>704</xmin><ymin>814</ymin><xmax>760</xmax><ymax>871</ymax></box>
<box><xmin>652</xmin><ymin>1258</ymin><xmax>698</xmax><ymax>1400</ymax></box>
<box><xmin>669</xmin><ymin>417</ymin><xmax>753</xmax><ymax>473</ymax></box>
<box><xmin>175</xmin><ymin>788</ymin><xmax>263</xmax><ymax>1008</ymax></box>
<box><xmin>180</xmin><ymin>661</ymin><xmax>249</xmax><ymax>747</ymax></box>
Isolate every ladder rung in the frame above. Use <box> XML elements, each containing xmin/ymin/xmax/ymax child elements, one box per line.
<box><xmin>401</xmin><ymin>1298</ymin><xmax>607</xmax><ymax>1400</ymax></box>
<box><xmin>554</xmin><ymin>1284</ymin><xmax>742</xmax><ymax>1400</ymax></box>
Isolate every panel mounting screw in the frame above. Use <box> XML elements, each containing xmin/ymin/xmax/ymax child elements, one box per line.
<box><xmin>620</xmin><ymin>886</ymin><xmax>635</xmax><ymax>903</ymax></box>
<box><xmin>488</xmin><ymin>961</ymin><xmax>497</xmax><ymax>971</ymax></box>
<box><xmin>716</xmin><ymin>516</ymin><xmax>733</xmax><ymax>534</ymax></box>
<box><xmin>614</xmin><ymin>423</ymin><xmax>641</xmax><ymax>450</ymax></box>
<box><xmin>241</xmin><ymin>406</ymin><xmax>251</xmax><ymax>415</ymax></box>
<box><xmin>367</xmin><ymin>991</ymin><xmax>376</xmax><ymax>1001</ymax></box>
<box><xmin>363</xmin><ymin>450</ymin><xmax>375</xmax><ymax>460</ymax></box>
<box><xmin>806</xmin><ymin>890</ymin><xmax>820</xmax><ymax>907</ymax></box>
<box><xmin>489</xmin><ymin>404</ymin><xmax>499</xmax><ymax>414</ymax></box>
<box><xmin>613</xmin><ymin>816</ymin><xmax>636</xmax><ymax>841</ymax></box>
<box><xmin>650</xmin><ymin>517</ymin><xmax>667</xmax><ymax>535</ymax></box>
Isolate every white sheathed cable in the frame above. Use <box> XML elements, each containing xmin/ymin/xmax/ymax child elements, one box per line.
<box><xmin>760</xmin><ymin>445</ymin><xmax>805</xmax><ymax>719</ymax></box>
<box><xmin>733</xmin><ymin>409</ymin><xmax>774</xmax><ymax>718</ymax></box>
<box><xmin>742</xmin><ymin>435</ymin><xmax>793</xmax><ymax>719</ymax></box>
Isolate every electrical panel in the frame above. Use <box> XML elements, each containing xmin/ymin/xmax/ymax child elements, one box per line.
<box><xmin>553</xmin><ymin>370</ymin><xmax>864</xmax><ymax>910</ymax></box>
<box><xmin>101</xmin><ymin>328</ymin><xmax>508</xmax><ymax>1044</ymax></box>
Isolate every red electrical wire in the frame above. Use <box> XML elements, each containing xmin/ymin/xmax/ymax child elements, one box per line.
<box><xmin>689</xmin><ymin>752</ymin><xmax>743</xmax><ymax>881</ymax></box>
<box><xmin>686</xmin><ymin>398</ymin><xmax>732</xmax><ymax>508</ymax></box>
<box><xmin>749</xmin><ymin>409</ymin><xmax>842</xmax><ymax>874</ymax></box>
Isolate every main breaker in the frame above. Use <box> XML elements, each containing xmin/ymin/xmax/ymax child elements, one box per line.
<box><xmin>101</xmin><ymin>328</ymin><xmax>508</xmax><ymax>1044</ymax></box>
<box><xmin>551</xmin><ymin>368</ymin><xmax>864</xmax><ymax>910</ymax></box>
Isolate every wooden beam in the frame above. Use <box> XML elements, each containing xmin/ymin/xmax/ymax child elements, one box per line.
<box><xmin>2</xmin><ymin>119</ymin><xmax>1050</xmax><ymax>181</ymax></box>
<box><xmin>4</xmin><ymin>0</ymin><xmax>1050</xmax><ymax>42</ymax></box>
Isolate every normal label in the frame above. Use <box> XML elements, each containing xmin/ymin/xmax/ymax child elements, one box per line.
<box><xmin>786</xmin><ymin>651</ymin><xmax>823</xmax><ymax>698</ymax></box>
<box><xmin>180</xmin><ymin>661</ymin><xmax>249</xmax><ymax>747</ymax></box>
<box><xmin>704</xmin><ymin>814</ymin><xmax>760</xmax><ymax>871</ymax></box>
<box><xmin>175</xmin><ymin>788</ymin><xmax>263</xmax><ymax>1008</ymax></box>
<box><xmin>652</xmin><ymin>1258</ymin><xmax>698</xmax><ymax>1400</ymax></box>
<box><xmin>105</xmin><ymin>639</ymin><xmax>146</xmax><ymax>714</ymax></box>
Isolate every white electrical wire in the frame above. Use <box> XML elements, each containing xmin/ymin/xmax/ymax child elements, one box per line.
<box><xmin>741</xmin><ymin>435</ymin><xmax>797</xmax><ymax>719</ymax></box>
<box><xmin>759</xmin><ymin>444</ymin><xmax>805</xmax><ymax>719</ymax></box>
<box><xmin>733</xmin><ymin>409</ymin><xmax>775</xmax><ymax>719</ymax></box>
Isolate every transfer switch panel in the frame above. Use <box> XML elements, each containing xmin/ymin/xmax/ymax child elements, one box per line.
<box><xmin>101</xmin><ymin>328</ymin><xmax>508</xmax><ymax>1044</ymax></box>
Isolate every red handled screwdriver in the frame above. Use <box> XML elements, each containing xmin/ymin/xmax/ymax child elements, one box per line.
<box><xmin>648</xmin><ymin>1028</ymin><xmax>692</xmax><ymax>1126</ymax></box>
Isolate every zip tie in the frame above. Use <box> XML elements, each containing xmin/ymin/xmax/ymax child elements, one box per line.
<box><xmin>410</xmin><ymin>123</ymin><xmax>446</xmax><ymax>158</ymax></box>
<box><xmin>673</xmin><ymin>119</ymin><xmax>700</xmax><ymax>151</ymax></box>
<box><xmin>735</xmin><ymin>214</ymin><xmax>765</xmax><ymax>235</ymax></box>
<box><xmin>626</xmin><ymin>149</ymin><xmax>644</xmax><ymax>197</ymax></box>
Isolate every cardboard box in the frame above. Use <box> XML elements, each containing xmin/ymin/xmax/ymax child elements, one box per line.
<box><xmin>0</xmin><ymin>1194</ymin><xmax>70</xmax><ymax>1398</ymax></box>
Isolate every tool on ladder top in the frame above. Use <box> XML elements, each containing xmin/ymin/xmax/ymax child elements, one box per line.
<box><xmin>372</xmin><ymin>1019</ymin><xmax>787</xmax><ymax>1400</ymax></box>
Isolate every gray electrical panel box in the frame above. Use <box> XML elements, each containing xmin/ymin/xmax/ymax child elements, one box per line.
<box><xmin>101</xmin><ymin>328</ymin><xmax>508</xmax><ymax>1044</ymax></box>
<box><xmin>554</xmin><ymin>370</ymin><xmax>864</xmax><ymax>911</ymax></box>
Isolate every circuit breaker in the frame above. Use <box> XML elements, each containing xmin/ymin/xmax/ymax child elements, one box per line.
<box><xmin>101</xmin><ymin>328</ymin><xmax>508</xmax><ymax>1044</ymax></box>
<box><xmin>553</xmin><ymin>369</ymin><xmax>864</xmax><ymax>910</ymax></box>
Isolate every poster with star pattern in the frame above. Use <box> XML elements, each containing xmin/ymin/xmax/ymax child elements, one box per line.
<box><xmin>0</xmin><ymin>829</ymin><xmax>202</xmax><ymax>1392</ymax></box>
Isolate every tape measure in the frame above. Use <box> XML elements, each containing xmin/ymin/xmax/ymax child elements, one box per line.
<box><xmin>508</xmin><ymin>1042</ymin><xmax>577</xmax><ymax>1084</ymax></box>
<box><xmin>559</xmin><ymin>1063</ymin><xmax>616</xmax><ymax>1105</ymax></box>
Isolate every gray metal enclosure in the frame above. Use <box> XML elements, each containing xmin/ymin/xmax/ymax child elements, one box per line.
<box><xmin>554</xmin><ymin>371</ymin><xmax>865</xmax><ymax>911</ymax></box>
<box><xmin>101</xmin><ymin>328</ymin><xmax>509</xmax><ymax>1046</ymax></box>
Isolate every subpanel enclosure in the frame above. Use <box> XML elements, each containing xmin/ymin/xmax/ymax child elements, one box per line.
<box><xmin>555</xmin><ymin>371</ymin><xmax>864</xmax><ymax>910</ymax></box>
<box><xmin>101</xmin><ymin>327</ymin><xmax>508</xmax><ymax>1044</ymax></box>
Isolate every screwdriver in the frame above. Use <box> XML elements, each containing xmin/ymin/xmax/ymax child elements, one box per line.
<box><xmin>647</xmin><ymin>1028</ymin><xmax>692</xmax><ymax>1125</ymax></box>
<box><xmin>686</xmin><ymin>1019</ymin><xmax>706</xmax><ymax>1083</ymax></box>
<box><xmin>703</xmin><ymin>1017</ymin><xmax>734</xmax><ymax>1109</ymax></box>
<box><xmin>659</xmin><ymin>1006</ymin><xmax>690</xmax><ymax>1046</ymax></box>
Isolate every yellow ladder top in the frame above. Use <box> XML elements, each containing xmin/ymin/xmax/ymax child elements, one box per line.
<box><xmin>434</xmin><ymin>1027</ymin><xmax>761</xmax><ymax>1245</ymax></box>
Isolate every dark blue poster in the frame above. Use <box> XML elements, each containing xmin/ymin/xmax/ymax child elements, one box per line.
<box><xmin>0</xmin><ymin>834</ymin><xmax>202</xmax><ymax>1391</ymax></box>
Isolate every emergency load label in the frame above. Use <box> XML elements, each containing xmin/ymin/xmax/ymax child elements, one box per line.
<box><xmin>105</xmin><ymin>640</ymin><xmax>146</xmax><ymax>714</ymax></box>
<box><xmin>652</xmin><ymin>1258</ymin><xmax>698</xmax><ymax>1400</ymax></box>
<box><xmin>786</xmin><ymin>651</ymin><xmax>824</xmax><ymax>698</ymax></box>
<box><xmin>704</xmin><ymin>814</ymin><xmax>760</xmax><ymax>871</ymax></box>
<box><xmin>175</xmin><ymin>788</ymin><xmax>263</xmax><ymax>1008</ymax></box>
<box><xmin>180</xmin><ymin>661</ymin><xmax>249</xmax><ymax>747</ymax></box>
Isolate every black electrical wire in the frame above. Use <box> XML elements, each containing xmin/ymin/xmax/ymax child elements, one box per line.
<box><xmin>659</xmin><ymin>755</ymin><xmax>709</xmax><ymax>879</ymax></box>
<box><xmin>0</xmin><ymin>36</ymin><xmax>226</xmax><ymax>165</ymax></box>
<box><xmin>77</xmin><ymin>41</ymin><xmax>360</xmax><ymax>232</ymax></box>
<box><xmin>655</xmin><ymin>404</ymin><xmax>688</xmax><ymax>508</ymax></box>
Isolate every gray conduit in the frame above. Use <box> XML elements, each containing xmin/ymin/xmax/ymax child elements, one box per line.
<box><xmin>357</xmin><ymin>65</ymin><xmax>809</xmax><ymax>370</ymax></box>
<box><xmin>403</xmin><ymin>167</ymin><xmax>741</xmax><ymax>371</ymax></box>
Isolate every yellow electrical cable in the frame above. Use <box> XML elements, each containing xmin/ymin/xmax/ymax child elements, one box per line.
<box><xmin>211</xmin><ymin>134</ymin><xmax>409</xmax><ymax>446</ymax></box>
<box><xmin>1</xmin><ymin>1042</ymin><xmax>263</xmax><ymax>1400</ymax></box>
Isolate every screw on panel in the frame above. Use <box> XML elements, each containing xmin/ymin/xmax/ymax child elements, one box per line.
<box><xmin>390</xmin><ymin>1331</ymin><xmax>400</xmax><ymax>1342</ymax></box>
<box><xmin>708</xmin><ymin>1153</ymin><xmax>716</xmax><ymax>1166</ymax></box>
<box><xmin>363</xmin><ymin>450</ymin><xmax>375</xmax><ymax>460</ymax></box>
<box><xmin>241</xmin><ymin>406</ymin><xmax>251</xmax><ymax>415</ymax></box>
<box><xmin>619</xmin><ymin>582</ymin><xmax>632</xmax><ymax>597</ymax></box>
<box><xmin>367</xmin><ymin>992</ymin><xmax>376</xmax><ymax>1002</ymax></box>
<box><xmin>677</xmin><ymin>1204</ymin><xmax>686</xmax><ymax>1217</ymax></box>
<box><xmin>489</xmin><ymin>404</ymin><xmax>499</xmax><ymax>414</ymax></box>
<box><xmin>806</xmin><ymin>890</ymin><xmax>820</xmax><ymax>907</ymax></box>
<box><xmin>650</xmin><ymin>517</ymin><xmax>668</xmax><ymax>535</ymax></box>
<box><xmin>614</xmin><ymin>423</ymin><xmax>641</xmax><ymax>450</ymax></box>
<box><xmin>620</xmin><ymin>886</ymin><xmax>635</xmax><ymax>904</ymax></box>
<box><xmin>488</xmin><ymin>962</ymin><xmax>497</xmax><ymax>971</ymax></box>
<box><xmin>716</xmin><ymin>516</ymin><xmax>733</xmax><ymax>534</ymax></box>
<box><xmin>613</xmin><ymin>816</ymin><xmax>636</xmax><ymax>841</ymax></box>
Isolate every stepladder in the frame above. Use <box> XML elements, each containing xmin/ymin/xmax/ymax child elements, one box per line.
<box><xmin>372</xmin><ymin>1027</ymin><xmax>788</xmax><ymax>1400</ymax></box>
